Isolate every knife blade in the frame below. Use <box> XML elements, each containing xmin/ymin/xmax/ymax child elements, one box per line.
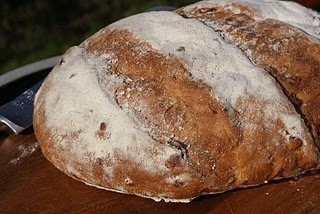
<box><xmin>0</xmin><ymin>80</ymin><xmax>43</xmax><ymax>134</ymax></box>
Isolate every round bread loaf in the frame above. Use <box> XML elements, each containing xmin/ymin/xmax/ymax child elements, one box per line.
<box><xmin>33</xmin><ymin>0</ymin><xmax>320</xmax><ymax>202</ymax></box>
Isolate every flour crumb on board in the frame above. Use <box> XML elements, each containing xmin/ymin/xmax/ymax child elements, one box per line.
<box><xmin>9</xmin><ymin>142</ymin><xmax>40</xmax><ymax>165</ymax></box>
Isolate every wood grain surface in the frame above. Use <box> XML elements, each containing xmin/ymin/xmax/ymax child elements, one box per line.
<box><xmin>0</xmin><ymin>132</ymin><xmax>319</xmax><ymax>214</ymax></box>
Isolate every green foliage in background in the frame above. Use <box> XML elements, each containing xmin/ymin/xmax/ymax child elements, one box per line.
<box><xmin>0</xmin><ymin>0</ymin><xmax>197</xmax><ymax>75</ymax></box>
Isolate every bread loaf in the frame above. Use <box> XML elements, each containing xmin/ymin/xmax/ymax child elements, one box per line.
<box><xmin>33</xmin><ymin>0</ymin><xmax>320</xmax><ymax>202</ymax></box>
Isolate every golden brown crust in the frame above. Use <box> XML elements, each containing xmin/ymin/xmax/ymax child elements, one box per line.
<box><xmin>177</xmin><ymin>2</ymin><xmax>320</xmax><ymax>150</ymax></box>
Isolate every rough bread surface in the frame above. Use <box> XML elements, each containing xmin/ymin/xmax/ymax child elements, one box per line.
<box><xmin>33</xmin><ymin>0</ymin><xmax>320</xmax><ymax>202</ymax></box>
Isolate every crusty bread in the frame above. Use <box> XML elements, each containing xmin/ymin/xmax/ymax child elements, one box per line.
<box><xmin>33</xmin><ymin>0</ymin><xmax>320</xmax><ymax>202</ymax></box>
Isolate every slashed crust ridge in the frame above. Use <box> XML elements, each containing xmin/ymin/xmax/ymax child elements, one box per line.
<box><xmin>82</xmin><ymin>29</ymin><xmax>241</xmax><ymax>194</ymax></box>
<box><xmin>176</xmin><ymin>1</ymin><xmax>320</xmax><ymax>150</ymax></box>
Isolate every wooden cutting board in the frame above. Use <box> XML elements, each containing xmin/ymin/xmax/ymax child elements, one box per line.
<box><xmin>1</xmin><ymin>132</ymin><xmax>319</xmax><ymax>213</ymax></box>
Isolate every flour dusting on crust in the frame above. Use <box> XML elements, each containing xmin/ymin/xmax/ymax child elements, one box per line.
<box><xmin>107</xmin><ymin>10</ymin><xmax>311</xmax><ymax>145</ymax></box>
<box><xmin>37</xmin><ymin>46</ymin><xmax>180</xmax><ymax>174</ymax></box>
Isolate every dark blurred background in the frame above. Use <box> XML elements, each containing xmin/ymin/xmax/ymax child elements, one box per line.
<box><xmin>0</xmin><ymin>0</ymin><xmax>319</xmax><ymax>75</ymax></box>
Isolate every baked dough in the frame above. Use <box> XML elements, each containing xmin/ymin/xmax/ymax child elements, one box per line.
<box><xmin>33</xmin><ymin>0</ymin><xmax>320</xmax><ymax>202</ymax></box>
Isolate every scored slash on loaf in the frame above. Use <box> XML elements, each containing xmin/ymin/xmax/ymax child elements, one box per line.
<box><xmin>33</xmin><ymin>0</ymin><xmax>320</xmax><ymax>202</ymax></box>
